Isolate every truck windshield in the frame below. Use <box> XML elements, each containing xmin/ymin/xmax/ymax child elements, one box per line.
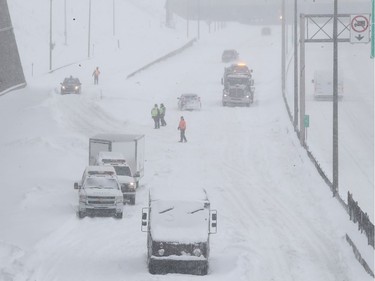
<box><xmin>228</xmin><ymin>77</ymin><xmax>249</xmax><ymax>85</ymax></box>
<box><xmin>113</xmin><ymin>166</ymin><xmax>132</xmax><ymax>177</ymax></box>
<box><xmin>84</xmin><ymin>177</ymin><xmax>119</xmax><ymax>189</ymax></box>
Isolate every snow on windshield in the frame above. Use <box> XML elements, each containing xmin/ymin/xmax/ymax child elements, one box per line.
<box><xmin>84</xmin><ymin>177</ymin><xmax>118</xmax><ymax>189</ymax></box>
<box><xmin>150</xmin><ymin>200</ymin><xmax>209</xmax><ymax>243</ymax></box>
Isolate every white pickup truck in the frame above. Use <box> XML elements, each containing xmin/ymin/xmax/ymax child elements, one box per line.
<box><xmin>74</xmin><ymin>166</ymin><xmax>124</xmax><ymax>219</ymax></box>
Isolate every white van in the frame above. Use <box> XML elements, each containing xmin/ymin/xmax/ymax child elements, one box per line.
<box><xmin>312</xmin><ymin>70</ymin><xmax>344</xmax><ymax>100</ymax></box>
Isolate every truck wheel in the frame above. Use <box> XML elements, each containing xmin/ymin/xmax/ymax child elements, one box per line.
<box><xmin>222</xmin><ymin>102</ymin><xmax>226</xmax><ymax>107</ymax></box>
<box><xmin>148</xmin><ymin>261</ymin><xmax>157</xmax><ymax>274</ymax></box>
<box><xmin>199</xmin><ymin>265</ymin><xmax>208</xmax><ymax>275</ymax></box>
<box><xmin>78</xmin><ymin>211</ymin><xmax>85</xmax><ymax>219</ymax></box>
<box><xmin>246</xmin><ymin>103</ymin><xmax>250</xmax><ymax>107</ymax></box>
<box><xmin>115</xmin><ymin>212</ymin><xmax>123</xmax><ymax>219</ymax></box>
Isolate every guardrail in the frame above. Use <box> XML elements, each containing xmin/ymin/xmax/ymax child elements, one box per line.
<box><xmin>126</xmin><ymin>38</ymin><xmax>197</xmax><ymax>79</ymax></box>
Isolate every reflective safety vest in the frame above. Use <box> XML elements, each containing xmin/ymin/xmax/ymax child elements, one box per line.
<box><xmin>159</xmin><ymin>107</ymin><xmax>165</xmax><ymax>115</ymax></box>
<box><xmin>151</xmin><ymin>107</ymin><xmax>159</xmax><ymax>117</ymax></box>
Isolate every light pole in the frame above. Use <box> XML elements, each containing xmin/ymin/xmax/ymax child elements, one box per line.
<box><xmin>293</xmin><ymin>0</ymin><xmax>298</xmax><ymax>130</ymax></box>
<box><xmin>88</xmin><ymin>0</ymin><xmax>91</xmax><ymax>58</ymax></box>
<box><xmin>64</xmin><ymin>0</ymin><xmax>67</xmax><ymax>45</ymax></box>
<box><xmin>197</xmin><ymin>0</ymin><xmax>200</xmax><ymax>39</ymax></box>
<box><xmin>113</xmin><ymin>0</ymin><xmax>115</xmax><ymax>36</ymax></box>
<box><xmin>186</xmin><ymin>0</ymin><xmax>189</xmax><ymax>38</ymax></box>
<box><xmin>281</xmin><ymin>0</ymin><xmax>285</xmax><ymax>96</ymax></box>
<box><xmin>332</xmin><ymin>0</ymin><xmax>338</xmax><ymax>196</ymax></box>
<box><xmin>49</xmin><ymin>0</ymin><xmax>53</xmax><ymax>70</ymax></box>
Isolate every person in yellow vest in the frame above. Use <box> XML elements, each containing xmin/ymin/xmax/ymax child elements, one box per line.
<box><xmin>92</xmin><ymin>66</ymin><xmax>100</xmax><ymax>84</ymax></box>
<box><xmin>151</xmin><ymin>104</ymin><xmax>160</xmax><ymax>129</ymax></box>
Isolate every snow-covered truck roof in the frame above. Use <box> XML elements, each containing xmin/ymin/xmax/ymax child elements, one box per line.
<box><xmin>149</xmin><ymin>186</ymin><xmax>210</xmax><ymax>243</ymax></box>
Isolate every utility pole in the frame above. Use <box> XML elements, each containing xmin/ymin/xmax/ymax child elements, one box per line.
<box><xmin>293</xmin><ymin>0</ymin><xmax>299</xmax><ymax>130</ymax></box>
<box><xmin>88</xmin><ymin>0</ymin><xmax>92</xmax><ymax>58</ymax></box>
<box><xmin>197</xmin><ymin>0</ymin><xmax>200</xmax><ymax>39</ymax></box>
<box><xmin>113</xmin><ymin>0</ymin><xmax>115</xmax><ymax>36</ymax></box>
<box><xmin>332</xmin><ymin>0</ymin><xmax>339</xmax><ymax>196</ymax></box>
<box><xmin>64</xmin><ymin>0</ymin><xmax>67</xmax><ymax>45</ymax></box>
<box><xmin>49</xmin><ymin>0</ymin><xmax>53</xmax><ymax>71</ymax></box>
<box><xmin>281</xmin><ymin>0</ymin><xmax>285</xmax><ymax>96</ymax></box>
<box><xmin>371</xmin><ymin>0</ymin><xmax>374</xmax><ymax>58</ymax></box>
<box><xmin>299</xmin><ymin>14</ymin><xmax>306</xmax><ymax>146</ymax></box>
<box><xmin>186</xmin><ymin>0</ymin><xmax>189</xmax><ymax>38</ymax></box>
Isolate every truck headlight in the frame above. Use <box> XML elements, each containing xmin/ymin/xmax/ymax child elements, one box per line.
<box><xmin>75</xmin><ymin>86</ymin><xmax>79</xmax><ymax>90</ymax></box>
<box><xmin>193</xmin><ymin>248</ymin><xmax>202</xmax><ymax>257</ymax></box>
<box><xmin>223</xmin><ymin>94</ymin><xmax>227</xmax><ymax>97</ymax></box>
<box><xmin>158</xmin><ymin>249</ymin><xmax>165</xmax><ymax>256</ymax></box>
<box><xmin>79</xmin><ymin>194</ymin><xmax>87</xmax><ymax>203</ymax></box>
<box><xmin>128</xmin><ymin>182</ymin><xmax>135</xmax><ymax>190</ymax></box>
<box><xmin>61</xmin><ymin>86</ymin><xmax>66</xmax><ymax>89</ymax></box>
<box><xmin>246</xmin><ymin>95</ymin><xmax>250</xmax><ymax>98</ymax></box>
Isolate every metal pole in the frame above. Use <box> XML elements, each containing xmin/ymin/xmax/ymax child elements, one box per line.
<box><xmin>113</xmin><ymin>0</ymin><xmax>115</xmax><ymax>36</ymax></box>
<box><xmin>299</xmin><ymin>14</ymin><xmax>306</xmax><ymax>146</ymax></box>
<box><xmin>371</xmin><ymin>0</ymin><xmax>374</xmax><ymax>58</ymax></box>
<box><xmin>88</xmin><ymin>0</ymin><xmax>91</xmax><ymax>58</ymax></box>
<box><xmin>197</xmin><ymin>0</ymin><xmax>200</xmax><ymax>39</ymax></box>
<box><xmin>64</xmin><ymin>0</ymin><xmax>67</xmax><ymax>45</ymax></box>
<box><xmin>186</xmin><ymin>0</ymin><xmax>189</xmax><ymax>38</ymax></box>
<box><xmin>293</xmin><ymin>0</ymin><xmax>299</xmax><ymax>130</ymax></box>
<box><xmin>49</xmin><ymin>0</ymin><xmax>52</xmax><ymax>71</ymax></box>
<box><xmin>333</xmin><ymin>0</ymin><xmax>339</xmax><ymax>196</ymax></box>
<box><xmin>281</xmin><ymin>0</ymin><xmax>286</xmax><ymax>96</ymax></box>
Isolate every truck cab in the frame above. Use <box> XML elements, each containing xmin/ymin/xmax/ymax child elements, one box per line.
<box><xmin>141</xmin><ymin>187</ymin><xmax>217</xmax><ymax>275</ymax></box>
<box><xmin>96</xmin><ymin>151</ymin><xmax>136</xmax><ymax>205</ymax></box>
<box><xmin>74</xmin><ymin>166</ymin><xmax>124</xmax><ymax>219</ymax></box>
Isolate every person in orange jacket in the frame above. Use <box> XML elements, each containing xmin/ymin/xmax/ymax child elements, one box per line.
<box><xmin>177</xmin><ymin>116</ymin><xmax>187</xmax><ymax>142</ymax></box>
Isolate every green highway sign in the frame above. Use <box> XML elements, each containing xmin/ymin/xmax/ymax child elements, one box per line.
<box><xmin>304</xmin><ymin>115</ymin><xmax>310</xmax><ymax>128</ymax></box>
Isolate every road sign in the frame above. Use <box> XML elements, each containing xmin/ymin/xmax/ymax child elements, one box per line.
<box><xmin>350</xmin><ymin>14</ymin><xmax>370</xmax><ymax>43</ymax></box>
<box><xmin>304</xmin><ymin>115</ymin><xmax>310</xmax><ymax>128</ymax></box>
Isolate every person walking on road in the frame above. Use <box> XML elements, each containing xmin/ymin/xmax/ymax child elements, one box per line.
<box><xmin>151</xmin><ymin>104</ymin><xmax>160</xmax><ymax>129</ymax></box>
<box><xmin>160</xmin><ymin>103</ymin><xmax>167</xmax><ymax>126</ymax></box>
<box><xmin>92</xmin><ymin>66</ymin><xmax>100</xmax><ymax>84</ymax></box>
<box><xmin>177</xmin><ymin>116</ymin><xmax>187</xmax><ymax>142</ymax></box>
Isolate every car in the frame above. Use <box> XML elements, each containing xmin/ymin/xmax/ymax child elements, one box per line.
<box><xmin>74</xmin><ymin>166</ymin><xmax>124</xmax><ymax>219</ymax></box>
<box><xmin>60</xmin><ymin>76</ymin><xmax>81</xmax><ymax>94</ymax></box>
<box><xmin>178</xmin><ymin>93</ymin><xmax>202</xmax><ymax>111</ymax></box>
<box><xmin>221</xmin><ymin>49</ymin><xmax>239</xmax><ymax>63</ymax></box>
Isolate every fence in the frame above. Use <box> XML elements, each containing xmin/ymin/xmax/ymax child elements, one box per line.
<box><xmin>348</xmin><ymin>192</ymin><xmax>374</xmax><ymax>248</ymax></box>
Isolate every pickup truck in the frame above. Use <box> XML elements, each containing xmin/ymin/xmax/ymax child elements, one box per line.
<box><xmin>74</xmin><ymin>166</ymin><xmax>124</xmax><ymax>219</ymax></box>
